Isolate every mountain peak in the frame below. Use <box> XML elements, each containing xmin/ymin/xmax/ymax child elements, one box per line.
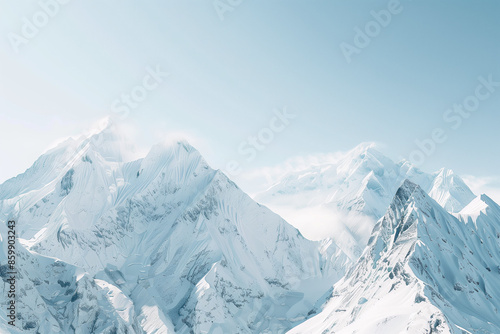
<box><xmin>341</xmin><ymin>142</ymin><xmax>386</xmax><ymax>162</ymax></box>
<box><xmin>458</xmin><ymin>193</ymin><xmax>500</xmax><ymax>217</ymax></box>
<box><xmin>394</xmin><ymin>179</ymin><xmax>420</xmax><ymax>202</ymax></box>
<box><xmin>427</xmin><ymin>167</ymin><xmax>475</xmax><ymax>212</ymax></box>
<box><xmin>363</xmin><ymin>179</ymin><xmax>432</xmax><ymax>258</ymax></box>
<box><xmin>479</xmin><ymin>193</ymin><xmax>499</xmax><ymax>206</ymax></box>
<box><xmin>79</xmin><ymin>119</ymin><xmax>140</xmax><ymax>163</ymax></box>
<box><xmin>389</xmin><ymin>179</ymin><xmax>424</xmax><ymax>214</ymax></box>
<box><xmin>348</xmin><ymin>141</ymin><xmax>378</xmax><ymax>155</ymax></box>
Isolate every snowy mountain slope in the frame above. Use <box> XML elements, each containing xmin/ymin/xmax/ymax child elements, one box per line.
<box><xmin>0</xmin><ymin>122</ymin><xmax>138</xmax><ymax>241</ymax></box>
<box><xmin>456</xmin><ymin>194</ymin><xmax>500</xmax><ymax>246</ymax></box>
<box><xmin>0</xmin><ymin>123</ymin><xmax>350</xmax><ymax>333</ymax></box>
<box><xmin>289</xmin><ymin>180</ymin><xmax>500</xmax><ymax>334</ymax></box>
<box><xmin>0</xmin><ymin>236</ymin><xmax>138</xmax><ymax>333</ymax></box>
<box><xmin>255</xmin><ymin>143</ymin><xmax>476</xmax><ymax>259</ymax></box>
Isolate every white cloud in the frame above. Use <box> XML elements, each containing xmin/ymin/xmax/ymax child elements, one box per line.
<box><xmin>237</xmin><ymin>152</ymin><xmax>343</xmax><ymax>194</ymax></box>
<box><xmin>261</xmin><ymin>202</ymin><xmax>374</xmax><ymax>260</ymax></box>
<box><xmin>233</xmin><ymin>142</ymin><xmax>378</xmax><ymax>196</ymax></box>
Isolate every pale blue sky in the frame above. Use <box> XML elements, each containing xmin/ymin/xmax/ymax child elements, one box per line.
<box><xmin>1</xmin><ymin>0</ymin><xmax>499</xmax><ymax>196</ymax></box>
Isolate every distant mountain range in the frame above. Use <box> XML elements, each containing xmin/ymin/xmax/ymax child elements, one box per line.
<box><xmin>255</xmin><ymin>143</ymin><xmax>476</xmax><ymax>259</ymax></box>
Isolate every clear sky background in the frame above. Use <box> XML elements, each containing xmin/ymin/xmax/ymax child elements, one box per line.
<box><xmin>1</xmin><ymin>0</ymin><xmax>499</xmax><ymax>200</ymax></box>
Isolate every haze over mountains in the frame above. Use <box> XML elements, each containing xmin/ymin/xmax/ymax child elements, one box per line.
<box><xmin>255</xmin><ymin>143</ymin><xmax>476</xmax><ymax>259</ymax></box>
<box><xmin>1</xmin><ymin>122</ymin><xmax>499</xmax><ymax>333</ymax></box>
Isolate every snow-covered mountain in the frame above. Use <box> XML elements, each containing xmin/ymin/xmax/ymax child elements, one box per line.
<box><xmin>289</xmin><ymin>180</ymin><xmax>500</xmax><ymax>334</ymax></box>
<box><xmin>255</xmin><ymin>143</ymin><xmax>476</xmax><ymax>259</ymax></box>
<box><xmin>0</xmin><ymin>123</ymin><xmax>349</xmax><ymax>333</ymax></box>
<box><xmin>1</xmin><ymin>124</ymin><xmax>499</xmax><ymax>334</ymax></box>
<box><xmin>0</xmin><ymin>239</ymin><xmax>138</xmax><ymax>333</ymax></box>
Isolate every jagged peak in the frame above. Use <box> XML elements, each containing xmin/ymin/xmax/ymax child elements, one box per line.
<box><xmin>146</xmin><ymin>138</ymin><xmax>200</xmax><ymax>159</ymax></box>
<box><xmin>394</xmin><ymin>179</ymin><xmax>420</xmax><ymax>203</ymax></box>
<box><xmin>347</xmin><ymin>141</ymin><xmax>378</xmax><ymax>155</ymax></box>
<box><xmin>429</xmin><ymin>168</ymin><xmax>472</xmax><ymax>193</ymax></box>
<box><xmin>459</xmin><ymin>193</ymin><xmax>500</xmax><ymax>216</ymax></box>
<box><xmin>376</xmin><ymin>180</ymin><xmax>427</xmax><ymax>234</ymax></box>
<box><xmin>339</xmin><ymin>142</ymin><xmax>387</xmax><ymax>162</ymax></box>
<box><xmin>76</xmin><ymin>119</ymin><xmax>141</xmax><ymax>163</ymax></box>
<box><xmin>426</xmin><ymin>167</ymin><xmax>475</xmax><ymax>213</ymax></box>
<box><xmin>436</xmin><ymin>166</ymin><xmax>451</xmax><ymax>174</ymax></box>
<box><xmin>432</xmin><ymin>167</ymin><xmax>459</xmax><ymax>181</ymax></box>
<box><xmin>479</xmin><ymin>193</ymin><xmax>499</xmax><ymax>206</ymax></box>
<box><xmin>336</xmin><ymin>143</ymin><xmax>395</xmax><ymax>177</ymax></box>
<box><xmin>137</xmin><ymin>138</ymin><xmax>212</xmax><ymax>182</ymax></box>
<box><xmin>363</xmin><ymin>179</ymin><xmax>445</xmax><ymax>269</ymax></box>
